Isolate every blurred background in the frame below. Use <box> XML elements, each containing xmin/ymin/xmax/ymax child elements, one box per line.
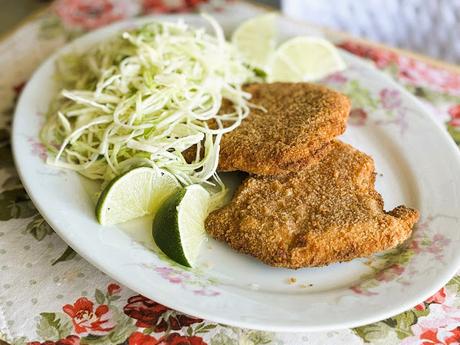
<box><xmin>1</xmin><ymin>0</ymin><xmax>458</xmax><ymax>64</ymax></box>
<box><xmin>282</xmin><ymin>0</ymin><xmax>460</xmax><ymax>64</ymax></box>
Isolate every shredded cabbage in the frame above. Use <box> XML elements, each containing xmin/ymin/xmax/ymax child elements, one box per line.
<box><xmin>41</xmin><ymin>15</ymin><xmax>257</xmax><ymax>193</ymax></box>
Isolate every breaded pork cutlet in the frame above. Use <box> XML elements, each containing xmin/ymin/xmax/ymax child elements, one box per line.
<box><xmin>217</xmin><ymin>82</ymin><xmax>350</xmax><ymax>175</ymax></box>
<box><xmin>206</xmin><ymin>141</ymin><xmax>419</xmax><ymax>268</ymax></box>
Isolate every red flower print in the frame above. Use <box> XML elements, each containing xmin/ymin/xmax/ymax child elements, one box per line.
<box><xmin>374</xmin><ymin>264</ymin><xmax>405</xmax><ymax>282</ymax></box>
<box><xmin>63</xmin><ymin>297</ymin><xmax>116</xmax><ymax>336</ymax></box>
<box><xmin>348</xmin><ymin>108</ymin><xmax>367</xmax><ymax>126</ymax></box>
<box><xmin>402</xmin><ymin>326</ymin><xmax>460</xmax><ymax>345</ymax></box>
<box><xmin>444</xmin><ymin>328</ymin><xmax>460</xmax><ymax>344</ymax></box>
<box><xmin>420</xmin><ymin>328</ymin><xmax>440</xmax><ymax>344</ymax></box>
<box><xmin>142</xmin><ymin>0</ymin><xmax>208</xmax><ymax>14</ymax></box>
<box><xmin>448</xmin><ymin>104</ymin><xmax>460</xmax><ymax>128</ymax></box>
<box><xmin>124</xmin><ymin>295</ymin><xmax>202</xmax><ymax>331</ymax></box>
<box><xmin>418</xmin><ymin>327</ymin><xmax>460</xmax><ymax>345</ymax></box>
<box><xmin>54</xmin><ymin>0</ymin><xmax>129</xmax><ymax>30</ymax></box>
<box><xmin>107</xmin><ymin>283</ymin><xmax>121</xmax><ymax>295</ymax></box>
<box><xmin>323</xmin><ymin>72</ymin><xmax>348</xmax><ymax>84</ymax></box>
<box><xmin>397</xmin><ymin>56</ymin><xmax>460</xmax><ymax>91</ymax></box>
<box><xmin>27</xmin><ymin>335</ymin><xmax>80</xmax><ymax>345</ymax></box>
<box><xmin>414</xmin><ymin>303</ymin><xmax>426</xmax><ymax>311</ymax></box>
<box><xmin>129</xmin><ymin>332</ymin><xmax>159</xmax><ymax>345</ymax></box>
<box><xmin>426</xmin><ymin>287</ymin><xmax>447</xmax><ymax>305</ymax></box>
<box><xmin>379</xmin><ymin>89</ymin><xmax>401</xmax><ymax>110</ymax></box>
<box><xmin>57</xmin><ymin>336</ymin><xmax>80</xmax><ymax>345</ymax></box>
<box><xmin>27</xmin><ymin>137</ymin><xmax>47</xmax><ymax>161</ymax></box>
<box><xmin>338</xmin><ymin>41</ymin><xmax>399</xmax><ymax>68</ymax></box>
<box><xmin>158</xmin><ymin>333</ymin><xmax>207</xmax><ymax>345</ymax></box>
<box><xmin>350</xmin><ymin>285</ymin><xmax>378</xmax><ymax>296</ymax></box>
<box><xmin>339</xmin><ymin>40</ymin><xmax>460</xmax><ymax>91</ymax></box>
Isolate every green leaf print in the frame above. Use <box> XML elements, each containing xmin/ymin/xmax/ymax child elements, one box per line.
<box><xmin>0</xmin><ymin>144</ymin><xmax>13</xmax><ymax>169</ymax></box>
<box><xmin>77</xmin><ymin>309</ymin><xmax>136</xmax><ymax>345</ymax></box>
<box><xmin>355</xmin><ymin>309</ymin><xmax>423</xmax><ymax>343</ymax></box>
<box><xmin>95</xmin><ymin>288</ymin><xmax>106</xmax><ymax>304</ymax></box>
<box><xmin>36</xmin><ymin>313</ymin><xmax>72</xmax><ymax>341</ymax></box>
<box><xmin>447</xmin><ymin>275</ymin><xmax>460</xmax><ymax>294</ymax></box>
<box><xmin>38</xmin><ymin>16</ymin><xmax>66</xmax><ymax>40</ymax></box>
<box><xmin>194</xmin><ymin>323</ymin><xmax>217</xmax><ymax>334</ymax></box>
<box><xmin>392</xmin><ymin>311</ymin><xmax>416</xmax><ymax>339</ymax></box>
<box><xmin>0</xmin><ymin>129</ymin><xmax>13</xmax><ymax>169</ymax></box>
<box><xmin>210</xmin><ymin>332</ymin><xmax>239</xmax><ymax>345</ymax></box>
<box><xmin>108</xmin><ymin>295</ymin><xmax>121</xmax><ymax>302</ymax></box>
<box><xmin>52</xmin><ymin>246</ymin><xmax>77</xmax><ymax>266</ymax></box>
<box><xmin>26</xmin><ymin>214</ymin><xmax>54</xmax><ymax>241</ymax></box>
<box><xmin>413</xmin><ymin>87</ymin><xmax>460</xmax><ymax>105</ymax></box>
<box><xmin>414</xmin><ymin>307</ymin><xmax>430</xmax><ymax>318</ymax></box>
<box><xmin>353</xmin><ymin>322</ymin><xmax>390</xmax><ymax>343</ymax></box>
<box><xmin>0</xmin><ymin>188</ymin><xmax>37</xmax><ymax>220</ymax></box>
<box><xmin>381</xmin><ymin>244</ymin><xmax>413</xmax><ymax>266</ymax></box>
<box><xmin>107</xmin><ymin>312</ymin><xmax>137</xmax><ymax>345</ymax></box>
<box><xmin>385</xmin><ymin>64</ymin><xmax>400</xmax><ymax>80</ymax></box>
<box><xmin>447</xmin><ymin>124</ymin><xmax>460</xmax><ymax>145</ymax></box>
<box><xmin>345</xmin><ymin>80</ymin><xmax>379</xmax><ymax>110</ymax></box>
<box><xmin>2</xmin><ymin>176</ymin><xmax>22</xmax><ymax>190</ymax></box>
<box><xmin>0</xmin><ymin>129</ymin><xmax>9</xmax><ymax>142</ymax></box>
<box><xmin>7</xmin><ymin>335</ymin><xmax>28</xmax><ymax>345</ymax></box>
<box><xmin>210</xmin><ymin>329</ymin><xmax>278</xmax><ymax>345</ymax></box>
<box><xmin>245</xmin><ymin>331</ymin><xmax>274</xmax><ymax>345</ymax></box>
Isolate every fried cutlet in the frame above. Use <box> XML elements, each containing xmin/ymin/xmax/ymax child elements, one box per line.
<box><xmin>186</xmin><ymin>83</ymin><xmax>350</xmax><ymax>175</ymax></box>
<box><xmin>205</xmin><ymin>141</ymin><xmax>419</xmax><ymax>268</ymax></box>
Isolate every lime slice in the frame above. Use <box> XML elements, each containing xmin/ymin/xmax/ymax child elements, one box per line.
<box><xmin>152</xmin><ymin>184</ymin><xmax>210</xmax><ymax>267</ymax></box>
<box><xmin>96</xmin><ymin>167</ymin><xmax>180</xmax><ymax>225</ymax></box>
<box><xmin>232</xmin><ymin>13</ymin><xmax>278</xmax><ymax>69</ymax></box>
<box><xmin>268</xmin><ymin>36</ymin><xmax>346</xmax><ymax>82</ymax></box>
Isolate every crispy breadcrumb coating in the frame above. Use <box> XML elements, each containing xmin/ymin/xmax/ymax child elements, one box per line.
<box><xmin>185</xmin><ymin>83</ymin><xmax>350</xmax><ymax>175</ymax></box>
<box><xmin>218</xmin><ymin>83</ymin><xmax>350</xmax><ymax>175</ymax></box>
<box><xmin>206</xmin><ymin>141</ymin><xmax>419</xmax><ymax>268</ymax></box>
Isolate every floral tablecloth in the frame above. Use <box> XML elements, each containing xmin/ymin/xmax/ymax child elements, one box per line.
<box><xmin>0</xmin><ymin>1</ymin><xmax>459</xmax><ymax>344</ymax></box>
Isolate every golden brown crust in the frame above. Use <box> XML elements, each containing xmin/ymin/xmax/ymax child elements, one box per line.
<box><xmin>209</xmin><ymin>82</ymin><xmax>350</xmax><ymax>175</ymax></box>
<box><xmin>205</xmin><ymin>141</ymin><xmax>420</xmax><ymax>268</ymax></box>
<box><xmin>184</xmin><ymin>83</ymin><xmax>349</xmax><ymax>175</ymax></box>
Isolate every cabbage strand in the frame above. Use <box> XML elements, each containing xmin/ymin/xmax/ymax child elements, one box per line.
<box><xmin>40</xmin><ymin>16</ymin><xmax>256</xmax><ymax>186</ymax></box>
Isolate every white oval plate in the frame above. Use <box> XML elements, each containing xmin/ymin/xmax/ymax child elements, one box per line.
<box><xmin>12</xmin><ymin>14</ymin><xmax>460</xmax><ymax>332</ymax></box>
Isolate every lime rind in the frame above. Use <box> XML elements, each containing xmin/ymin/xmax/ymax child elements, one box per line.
<box><xmin>152</xmin><ymin>189</ymin><xmax>188</xmax><ymax>266</ymax></box>
<box><xmin>96</xmin><ymin>166</ymin><xmax>180</xmax><ymax>225</ymax></box>
<box><xmin>152</xmin><ymin>185</ymin><xmax>210</xmax><ymax>267</ymax></box>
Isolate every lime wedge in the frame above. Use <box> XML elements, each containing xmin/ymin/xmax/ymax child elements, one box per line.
<box><xmin>268</xmin><ymin>36</ymin><xmax>346</xmax><ymax>82</ymax></box>
<box><xmin>96</xmin><ymin>167</ymin><xmax>180</xmax><ymax>225</ymax></box>
<box><xmin>152</xmin><ymin>184</ymin><xmax>210</xmax><ymax>267</ymax></box>
<box><xmin>232</xmin><ymin>13</ymin><xmax>278</xmax><ymax>69</ymax></box>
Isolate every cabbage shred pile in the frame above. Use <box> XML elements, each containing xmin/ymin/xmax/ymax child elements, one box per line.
<box><xmin>41</xmin><ymin>16</ymin><xmax>256</xmax><ymax>186</ymax></box>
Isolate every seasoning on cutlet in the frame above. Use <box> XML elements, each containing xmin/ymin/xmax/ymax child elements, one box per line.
<box><xmin>205</xmin><ymin>140</ymin><xmax>420</xmax><ymax>269</ymax></box>
<box><xmin>193</xmin><ymin>82</ymin><xmax>350</xmax><ymax>175</ymax></box>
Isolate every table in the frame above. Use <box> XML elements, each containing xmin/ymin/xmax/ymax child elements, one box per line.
<box><xmin>0</xmin><ymin>1</ymin><xmax>459</xmax><ymax>344</ymax></box>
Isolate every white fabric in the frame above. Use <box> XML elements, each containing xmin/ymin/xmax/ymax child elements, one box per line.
<box><xmin>282</xmin><ymin>0</ymin><xmax>460</xmax><ymax>64</ymax></box>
